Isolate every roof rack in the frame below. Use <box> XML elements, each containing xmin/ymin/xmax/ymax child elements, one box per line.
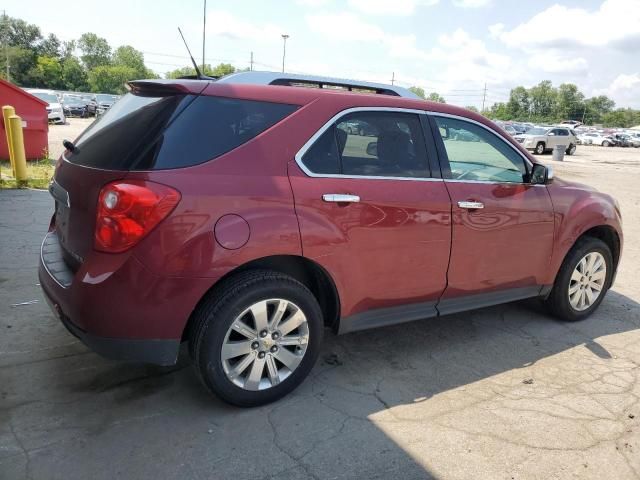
<box><xmin>216</xmin><ymin>71</ymin><xmax>420</xmax><ymax>99</ymax></box>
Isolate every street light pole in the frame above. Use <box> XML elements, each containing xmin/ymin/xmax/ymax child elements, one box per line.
<box><xmin>202</xmin><ymin>0</ymin><xmax>207</xmax><ymax>73</ymax></box>
<box><xmin>281</xmin><ymin>34</ymin><xmax>289</xmax><ymax>73</ymax></box>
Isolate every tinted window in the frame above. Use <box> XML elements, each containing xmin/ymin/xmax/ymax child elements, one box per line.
<box><xmin>68</xmin><ymin>93</ymin><xmax>297</xmax><ymax>170</ymax></box>
<box><xmin>301</xmin><ymin>111</ymin><xmax>430</xmax><ymax>178</ymax></box>
<box><xmin>301</xmin><ymin>128</ymin><xmax>341</xmax><ymax>174</ymax></box>
<box><xmin>434</xmin><ymin>116</ymin><xmax>527</xmax><ymax>183</ymax></box>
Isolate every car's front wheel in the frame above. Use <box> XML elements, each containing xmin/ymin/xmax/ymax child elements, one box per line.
<box><xmin>544</xmin><ymin>237</ymin><xmax>613</xmax><ymax>321</ymax></box>
<box><xmin>602</xmin><ymin>140</ymin><xmax>610</xmax><ymax>147</ymax></box>
<box><xmin>190</xmin><ymin>270</ymin><xmax>323</xmax><ymax>407</ymax></box>
<box><xmin>535</xmin><ymin>142</ymin><xmax>546</xmax><ymax>155</ymax></box>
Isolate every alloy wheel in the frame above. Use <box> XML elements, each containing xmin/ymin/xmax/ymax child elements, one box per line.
<box><xmin>221</xmin><ymin>299</ymin><xmax>310</xmax><ymax>391</ymax></box>
<box><xmin>568</xmin><ymin>252</ymin><xmax>607</xmax><ymax>311</ymax></box>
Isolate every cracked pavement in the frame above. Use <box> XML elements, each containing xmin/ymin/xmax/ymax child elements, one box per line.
<box><xmin>1</xmin><ymin>145</ymin><xmax>639</xmax><ymax>479</ymax></box>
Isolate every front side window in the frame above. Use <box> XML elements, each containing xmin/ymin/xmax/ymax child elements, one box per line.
<box><xmin>301</xmin><ymin>111</ymin><xmax>430</xmax><ymax>178</ymax></box>
<box><xmin>434</xmin><ymin>116</ymin><xmax>527</xmax><ymax>183</ymax></box>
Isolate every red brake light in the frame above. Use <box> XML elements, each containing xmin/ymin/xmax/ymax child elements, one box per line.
<box><xmin>94</xmin><ymin>180</ymin><xmax>181</xmax><ymax>253</ymax></box>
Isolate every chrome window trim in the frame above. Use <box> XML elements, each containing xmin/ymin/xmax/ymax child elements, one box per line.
<box><xmin>294</xmin><ymin>106</ymin><xmax>436</xmax><ymax>182</ymax></box>
<box><xmin>294</xmin><ymin>107</ymin><xmax>536</xmax><ymax>184</ymax></box>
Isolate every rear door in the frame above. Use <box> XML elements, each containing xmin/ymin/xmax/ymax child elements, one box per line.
<box><xmin>429</xmin><ymin>115</ymin><xmax>554</xmax><ymax>313</ymax></box>
<box><xmin>289</xmin><ymin>108</ymin><xmax>452</xmax><ymax>322</ymax></box>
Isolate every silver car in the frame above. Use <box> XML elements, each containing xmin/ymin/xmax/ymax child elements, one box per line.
<box><xmin>514</xmin><ymin>127</ymin><xmax>578</xmax><ymax>155</ymax></box>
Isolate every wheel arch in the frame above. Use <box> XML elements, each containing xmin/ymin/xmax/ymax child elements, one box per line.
<box><xmin>579</xmin><ymin>225</ymin><xmax>621</xmax><ymax>272</ymax></box>
<box><xmin>182</xmin><ymin>255</ymin><xmax>341</xmax><ymax>342</ymax></box>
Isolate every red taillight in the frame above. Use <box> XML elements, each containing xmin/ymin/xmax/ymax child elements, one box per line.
<box><xmin>94</xmin><ymin>180</ymin><xmax>181</xmax><ymax>253</ymax></box>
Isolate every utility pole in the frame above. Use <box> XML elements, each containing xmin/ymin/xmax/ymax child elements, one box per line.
<box><xmin>250</xmin><ymin>51</ymin><xmax>254</xmax><ymax>71</ymax></box>
<box><xmin>482</xmin><ymin>82</ymin><xmax>487</xmax><ymax>112</ymax></box>
<box><xmin>2</xmin><ymin>10</ymin><xmax>9</xmax><ymax>82</ymax></box>
<box><xmin>390</xmin><ymin>72</ymin><xmax>395</xmax><ymax>85</ymax></box>
<box><xmin>202</xmin><ymin>0</ymin><xmax>207</xmax><ymax>73</ymax></box>
<box><xmin>581</xmin><ymin>104</ymin><xmax>587</xmax><ymax>124</ymax></box>
<box><xmin>281</xmin><ymin>34</ymin><xmax>289</xmax><ymax>73</ymax></box>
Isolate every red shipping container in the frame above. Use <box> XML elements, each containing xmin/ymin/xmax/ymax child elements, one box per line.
<box><xmin>0</xmin><ymin>78</ymin><xmax>49</xmax><ymax>160</ymax></box>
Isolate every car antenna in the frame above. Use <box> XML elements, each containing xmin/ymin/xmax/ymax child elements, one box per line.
<box><xmin>178</xmin><ymin>27</ymin><xmax>204</xmax><ymax>79</ymax></box>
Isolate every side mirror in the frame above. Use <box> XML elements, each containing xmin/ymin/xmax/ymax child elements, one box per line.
<box><xmin>366</xmin><ymin>141</ymin><xmax>378</xmax><ymax>157</ymax></box>
<box><xmin>530</xmin><ymin>164</ymin><xmax>554</xmax><ymax>185</ymax></box>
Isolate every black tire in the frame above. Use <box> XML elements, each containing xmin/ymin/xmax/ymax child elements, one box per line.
<box><xmin>190</xmin><ymin>270</ymin><xmax>323</xmax><ymax>407</ymax></box>
<box><xmin>535</xmin><ymin>142</ymin><xmax>545</xmax><ymax>155</ymax></box>
<box><xmin>544</xmin><ymin>237</ymin><xmax>613</xmax><ymax>322</ymax></box>
<box><xmin>566</xmin><ymin>144</ymin><xmax>576</xmax><ymax>155</ymax></box>
<box><xmin>602</xmin><ymin>140</ymin><xmax>610</xmax><ymax>147</ymax></box>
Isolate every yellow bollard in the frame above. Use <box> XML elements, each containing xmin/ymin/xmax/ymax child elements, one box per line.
<box><xmin>2</xmin><ymin>105</ymin><xmax>16</xmax><ymax>177</ymax></box>
<box><xmin>8</xmin><ymin>115</ymin><xmax>28</xmax><ymax>187</ymax></box>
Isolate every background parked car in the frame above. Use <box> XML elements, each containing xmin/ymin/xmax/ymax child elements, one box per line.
<box><xmin>580</xmin><ymin>132</ymin><xmax>617</xmax><ymax>147</ymax></box>
<box><xmin>25</xmin><ymin>88</ymin><xmax>65</xmax><ymax>124</ymax></box>
<box><xmin>514</xmin><ymin>126</ymin><xmax>578</xmax><ymax>155</ymax></box>
<box><xmin>62</xmin><ymin>94</ymin><xmax>89</xmax><ymax>118</ymax></box>
<box><xmin>80</xmin><ymin>94</ymin><xmax>98</xmax><ymax>116</ymax></box>
<box><xmin>95</xmin><ymin>94</ymin><xmax>119</xmax><ymax>115</ymax></box>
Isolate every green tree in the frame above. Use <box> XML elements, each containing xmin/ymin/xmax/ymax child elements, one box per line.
<box><xmin>409</xmin><ymin>86</ymin><xmax>426</xmax><ymax>99</ymax></box>
<box><xmin>556</xmin><ymin>83</ymin><xmax>585</xmax><ymax>121</ymax></box>
<box><xmin>0</xmin><ymin>15</ymin><xmax>41</xmax><ymax>84</ymax></box>
<box><xmin>427</xmin><ymin>92</ymin><xmax>446</xmax><ymax>103</ymax></box>
<box><xmin>29</xmin><ymin>55</ymin><xmax>63</xmax><ymax>88</ymax></box>
<box><xmin>2</xmin><ymin>16</ymin><xmax>42</xmax><ymax>49</ymax></box>
<box><xmin>465</xmin><ymin>106</ymin><xmax>479</xmax><ymax>113</ymax></box>
<box><xmin>529</xmin><ymin>80</ymin><xmax>557</xmax><ymax>121</ymax></box>
<box><xmin>112</xmin><ymin>45</ymin><xmax>145</xmax><ymax>73</ymax></box>
<box><xmin>78</xmin><ymin>32</ymin><xmax>111</xmax><ymax>70</ymax></box>
<box><xmin>166</xmin><ymin>62</ymin><xmax>236</xmax><ymax>79</ymax></box>
<box><xmin>39</xmin><ymin>33</ymin><xmax>62</xmax><ymax>58</ymax></box>
<box><xmin>61</xmin><ymin>40</ymin><xmax>76</xmax><ymax>59</ymax></box>
<box><xmin>583</xmin><ymin>95</ymin><xmax>615</xmax><ymax>125</ymax></box>
<box><xmin>602</xmin><ymin>108</ymin><xmax>640</xmax><ymax>128</ymax></box>
<box><xmin>506</xmin><ymin>86</ymin><xmax>530</xmax><ymax>120</ymax></box>
<box><xmin>488</xmin><ymin>102</ymin><xmax>510</xmax><ymax>120</ymax></box>
<box><xmin>62</xmin><ymin>56</ymin><xmax>89</xmax><ymax>91</ymax></box>
<box><xmin>88</xmin><ymin>65</ymin><xmax>136</xmax><ymax>93</ymax></box>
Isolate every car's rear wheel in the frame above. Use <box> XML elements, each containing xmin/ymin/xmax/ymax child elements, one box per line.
<box><xmin>535</xmin><ymin>142</ymin><xmax>545</xmax><ymax>155</ymax></box>
<box><xmin>190</xmin><ymin>270</ymin><xmax>323</xmax><ymax>407</ymax></box>
<box><xmin>544</xmin><ymin>237</ymin><xmax>613</xmax><ymax>321</ymax></box>
<box><xmin>566</xmin><ymin>144</ymin><xmax>576</xmax><ymax>155</ymax></box>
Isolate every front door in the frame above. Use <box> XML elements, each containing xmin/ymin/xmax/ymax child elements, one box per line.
<box><xmin>430</xmin><ymin>115</ymin><xmax>555</xmax><ymax>313</ymax></box>
<box><xmin>288</xmin><ymin>109</ymin><xmax>452</xmax><ymax>324</ymax></box>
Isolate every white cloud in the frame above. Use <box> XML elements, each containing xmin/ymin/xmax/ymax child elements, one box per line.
<box><xmin>296</xmin><ymin>0</ymin><xmax>332</xmax><ymax>6</ymax></box>
<box><xmin>305</xmin><ymin>12</ymin><xmax>430</xmax><ymax>60</ymax></box>
<box><xmin>348</xmin><ymin>0</ymin><xmax>439</xmax><ymax>16</ymax></box>
<box><xmin>452</xmin><ymin>0</ymin><xmax>492</xmax><ymax>8</ymax></box>
<box><xmin>527</xmin><ymin>54</ymin><xmax>588</xmax><ymax>74</ymax></box>
<box><xmin>488</xmin><ymin>23</ymin><xmax>504</xmax><ymax>38</ymax></box>
<box><xmin>207</xmin><ymin>10</ymin><xmax>283</xmax><ymax>43</ymax></box>
<box><xmin>595</xmin><ymin>73</ymin><xmax>640</xmax><ymax>108</ymax></box>
<box><xmin>495</xmin><ymin>0</ymin><xmax>640</xmax><ymax>50</ymax></box>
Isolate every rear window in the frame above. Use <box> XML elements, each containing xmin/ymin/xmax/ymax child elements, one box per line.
<box><xmin>67</xmin><ymin>93</ymin><xmax>298</xmax><ymax>170</ymax></box>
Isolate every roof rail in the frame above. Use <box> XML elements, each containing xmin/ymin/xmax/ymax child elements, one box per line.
<box><xmin>216</xmin><ymin>71</ymin><xmax>420</xmax><ymax>99</ymax></box>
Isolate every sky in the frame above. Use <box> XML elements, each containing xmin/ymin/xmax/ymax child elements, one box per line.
<box><xmin>5</xmin><ymin>0</ymin><xmax>640</xmax><ymax>109</ymax></box>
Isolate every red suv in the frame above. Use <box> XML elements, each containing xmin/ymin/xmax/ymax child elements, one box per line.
<box><xmin>39</xmin><ymin>73</ymin><xmax>623</xmax><ymax>406</ymax></box>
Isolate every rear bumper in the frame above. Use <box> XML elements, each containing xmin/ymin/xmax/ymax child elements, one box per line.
<box><xmin>39</xmin><ymin>268</ymin><xmax>180</xmax><ymax>365</ymax></box>
<box><xmin>38</xmin><ymin>231</ymin><xmax>194</xmax><ymax>366</ymax></box>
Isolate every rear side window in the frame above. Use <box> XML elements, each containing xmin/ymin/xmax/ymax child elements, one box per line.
<box><xmin>301</xmin><ymin>111</ymin><xmax>430</xmax><ymax>178</ymax></box>
<box><xmin>67</xmin><ymin>93</ymin><xmax>298</xmax><ymax>170</ymax></box>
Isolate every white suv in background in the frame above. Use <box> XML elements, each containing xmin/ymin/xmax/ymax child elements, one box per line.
<box><xmin>25</xmin><ymin>89</ymin><xmax>65</xmax><ymax>124</ymax></box>
<box><xmin>514</xmin><ymin>127</ymin><xmax>578</xmax><ymax>155</ymax></box>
